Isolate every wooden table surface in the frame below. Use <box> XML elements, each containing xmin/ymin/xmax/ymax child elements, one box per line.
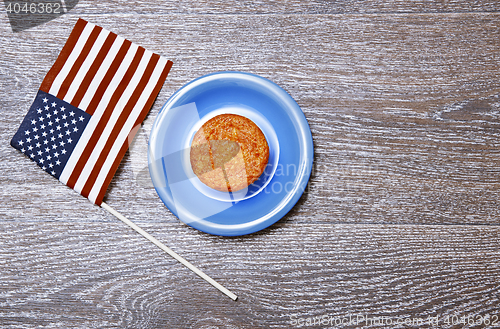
<box><xmin>1</xmin><ymin>1</ymin><xmax>500</xmax><ymax>328</ymax></box>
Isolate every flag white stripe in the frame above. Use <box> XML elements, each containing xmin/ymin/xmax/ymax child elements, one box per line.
<box><xmin>59</xmin><ymin>43</ymin><xmax>139</xmax><ymax>185</ymax></box>
<box><xmin>77</xmin><ymin>36</ymin><xmax>125</xmax><ymax>112</ymax></box>
<box><xmin>48</xmin><ymin>22</ymin><xmax>96</xmax><ymax>96</ymax></box>
<box><xmin>73</xmin><ymin>50</ymin><xmax>154</xmax><ymax>194</ymax></box>
<box><xmin>62</xmin><ymin>29</ymin><xmax>110</xmax><ymax>104</ymax></box>
<box><xmin>88</xmin><ymin>57</ymin><xmax>168</xmax><ymax>203</ymax></box>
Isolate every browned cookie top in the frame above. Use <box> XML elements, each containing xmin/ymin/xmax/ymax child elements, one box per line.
<box><xmin>190</xmin><ymin>114</ymin><xmax>269</xmax><ymax>192</ymax></box>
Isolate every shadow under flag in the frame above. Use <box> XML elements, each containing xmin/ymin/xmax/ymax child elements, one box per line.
<box><xmin>3</xmin><ymin>0</ymin><xmax>79</xmax><ymax>32</ymax></box>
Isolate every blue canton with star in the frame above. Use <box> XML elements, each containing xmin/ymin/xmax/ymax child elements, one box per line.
<box><xmin>11</xmin><ymin>90</ymin><xmax>91</xmax><ymax>180</ymax></box>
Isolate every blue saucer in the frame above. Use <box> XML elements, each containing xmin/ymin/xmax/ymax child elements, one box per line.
<box><xmin>148</xmin><ymin>72</ymin><xmax>313</xmax><ymax>236</ymax></box>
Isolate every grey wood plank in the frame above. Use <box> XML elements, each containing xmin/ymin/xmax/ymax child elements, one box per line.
<box><xmin>1</xmin><ymin>13</ymin><xmax>499</xmax><ymax>225</ymax></box>
<box><xmin>0</xmin><ymin>221</ymin><xmax>499</xmax><ymax>328</ymax></box>
<box><xmin>5</xmin><ymin>0</ymin><xmax>500</xmax><ymax>19</ymax></box>
<box><xmin>1</xmin><ymin>2</ymin><xmax>500</xmax><ymax>329</ymax></box>
<box><xmin>68</xmin><ymin>0</ymin><xmax>500</xmax><ymax>15</ymax></box>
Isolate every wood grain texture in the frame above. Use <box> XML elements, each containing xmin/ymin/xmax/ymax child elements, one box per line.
<box><xmin>1</xmin><ymin>11</ymin><xmax>499</xmax><ymax>225</ymax></box>
<box><xmin>1</xmin><ymin>222</ymin><xmax>499</xmax><ymax>328</ymax></box>
<box><xmin>1</xmin><ymin>0</ymin><xmax>500</xmax><ymax>328</ymax></box>
<box><xmin>69</xmin><ymin>0</ymin><xmax>500</xmax><ymax>14</ymax></box>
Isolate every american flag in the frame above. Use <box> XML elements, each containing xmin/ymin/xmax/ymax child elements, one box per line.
<box><xmin>11</xmin><ymin>18</ymin><xmax>173</xmax><ymax>205</ymax></box>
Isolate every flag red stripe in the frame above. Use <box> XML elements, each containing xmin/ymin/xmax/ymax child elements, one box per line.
<box><xmin>66</xmin><ymin>47</ymin><xmax>146</xmax><ymax>190</ymax></box>
<box><xmin>40</xmin><ymin>18</ymin><xmax>87</xmax><ymax>93</ymax></box>
<box><xmin>141</xmin><ymin>61</ymin><xmax>173</xmax><ymax>129</ymax></box>
<box><xmin>71</xmin><ymin>32</ymin><xmax>118</xmax><ymax>108</ymax></box>
<box><xmin>93</xmin><ymin>59</ymin><xmax>173</xmax><ymax>205</ymax></box>
<box><xmin>94</xmin><ymin>134</ymin><xmax>131</xmax><ymax>205</ymax></box>
<box><xmin>80</xmin><ymin>54</ymin><xmax>161</xmax><ymax>198</ymax></box>
<box><xmin>56</xmin><ymin>26</ymin><xmax>103</xmax><ymax>100</ymax></box>
<box><xmin>83</xmin><ymin>40</ymin><xmax>132</xmax><ymax>115</ymax></box>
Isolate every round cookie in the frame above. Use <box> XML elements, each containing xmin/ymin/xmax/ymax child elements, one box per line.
<box><xmin>190</xmin><ymin>114</ymin><xmax>269</xmax><ymax>192</ymax></box>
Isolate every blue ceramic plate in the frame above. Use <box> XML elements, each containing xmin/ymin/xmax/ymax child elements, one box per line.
<box><xmin>148</xmin><ymin>72</ymin><xmax>313</xmax><ymax>236</ymax></box>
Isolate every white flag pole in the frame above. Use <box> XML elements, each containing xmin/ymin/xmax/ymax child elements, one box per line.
<box><xmin>100</xmin><ymin>202</ymin><xmax>238</xmax><ymax>301</ymax></box>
